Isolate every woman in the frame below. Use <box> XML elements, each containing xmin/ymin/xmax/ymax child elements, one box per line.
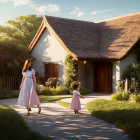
<box><xmin>18</xmin><ymin>59</ymin><xmax>41</xmax><ymax>116</ymax></box>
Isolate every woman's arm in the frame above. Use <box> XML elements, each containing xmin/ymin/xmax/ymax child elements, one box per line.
<box><xmin>20</xmin><ymin>76</ymin><xmax>25</xmax><ymax>89</ymax></box>
<box><xmin>32</xmin><ymin>75</ymin><xmax>36</xmax><ymax>85</ymax></box>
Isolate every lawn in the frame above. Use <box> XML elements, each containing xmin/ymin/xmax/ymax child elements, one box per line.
<box><xmin>56</xmin><ymin>101</ymin><xmax>70</xmax><ymax>108</ymax></box>
<box><xmin>39</xmin><ymin>96</ymin><xmax>71</xmax><ymax>102</ymax></box>
<box><xmin>85</xmin><ymin>99</ymin><xmax>140</xmax><ymax>140</ymax></box>
<box><xmin>0</xmin><ymin>105</ymin><xmax>50</xmax><ymax>140</ymax></box>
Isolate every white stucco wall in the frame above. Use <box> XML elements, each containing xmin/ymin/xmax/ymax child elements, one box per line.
<box><xmin>78</xmin><ymin>61</ymin><xmax>93</xmax><ymax>91</ymax></box>
<box><xmin>113</xmin><ymin>49</ymin><xmax>138</xmax><ymax>92</ymax></box>
<box><xmin>30</xmin><ymin>28</ymin><xmax>68</xmax><ymax>84</ymax></box>
<box><xmin>113</xmin><ymin>61</ymin><xmax>120</xmax><ymax>92</ymax></box>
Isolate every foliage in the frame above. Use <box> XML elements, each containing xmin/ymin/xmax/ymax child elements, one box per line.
<box><xmin>0</xmin><ymin>14</ymin><xmax>43</xmax><ymax>76</ymax></box>
<box><xmin>111</xmin><ymin>82</ymin><xmax>130</xmax><ymax>100</ymax></box>
<box><xmin>64</xmin><ymin>55</ymin><xmax>78</xmax><ymax>88</ymax></box>
<box><xmin>130</xmin><ymin>93</ymin><xmax>140</xmax><ymax>103</ymax></box>
<box><xmin>37</xmin><ymin>86</ymin><xmax>70</xmax><ymax>96</ymax></box>
<box><xmin>56</xmin><ymin>101</ymin><xmax>70</xmax><ymax>109</ymax></box>
<box><xmin>0</xmin><ymin>105</ymin><xmax>49</xmax><ymax>140</ymax></box>
<box><xmin>0</xmin><ymin>59</ymin><xmax>24</xmax><ymax>76</ymax></box>
<box><xmin>85</xmin><ymin>99</ymin><xmax>140</xmax><ymax>140</ymax></box>
<box><xmin>0</xmin><ymin>89</ymin><xmax>19</xmax><ymax>99</ymax></box>
<box><xmin>129</xmin><ymin>78</ymin><xmax>139</xmax><ymax>93</ymax></box>
<box><xmin>80</xmin><ymin>87</ymin><xmax>91</xmax><ymax>95</ymax></box>
<box><xmin>0</xmin><ymin>14</ymin><xmax>43</xmax><ymax>49</ymax></box>
<box><xmin>122</xmin><ymin>63</ymin><xmax>140</xmax><ymax>92</ymax></box>
<box><xmin>111</xmin><ymin>90</ymin><xmax>129</xmax><ymax>101</ymax></box>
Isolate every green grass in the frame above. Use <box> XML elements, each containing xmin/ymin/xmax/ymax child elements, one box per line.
<box><xmin>85</xmin><ymin>99</ymin><xmax>140</xmax><ymax>140</ymax></box>
<box><xmin>56</xmin><ymin>101</ymin><xmax>70</xmax><ymax>108</ymax></box>
<box><xmin>39</xmin><ymin>96</ymin><xmax>71</xmax><ymax>102</ymax></box>
<box><xmin>0</xmin><ymin>105</ymin><xmax>50</xmax><ymax>140</ymax></box>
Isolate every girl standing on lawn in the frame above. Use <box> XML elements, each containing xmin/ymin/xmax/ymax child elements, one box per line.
<box><xmin>70</xmin><ymin>84</ymin><xmax>84</xmax><ymax>114</ymax></box>
<box><xmin>18</xmin><ymin>59</ymin><xmax>41</xmax><ymax>116</ymax></box>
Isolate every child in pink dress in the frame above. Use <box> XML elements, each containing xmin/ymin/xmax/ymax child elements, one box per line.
<box><xmin>18</xmin><ymin>59</ymin><xmax>41</xmax><ymax>116</ymax></box>
<box><xmin>70</xmin><ymin>84</ymin><xmax>84</xmax><ymax>114</ymax></box>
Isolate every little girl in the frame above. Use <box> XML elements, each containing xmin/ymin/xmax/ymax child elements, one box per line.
<box><xmin>70</xmin><ymin>84</ymin><xmax>84</xmax><ymax>114</ymax></box>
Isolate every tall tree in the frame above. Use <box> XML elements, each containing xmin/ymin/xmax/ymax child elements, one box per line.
<box><xmin>0</xmin><ymin>14</ymin><xmax>43</xmax><ymax>48</ymax></box>
<box><xmin>0</xmin><ymin>14</ymin><xmax>43</xmax><ymax>76</ymax></box>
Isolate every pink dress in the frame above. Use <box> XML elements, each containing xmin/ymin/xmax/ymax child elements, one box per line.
<box><xmin>70</xmin><ymin>90</ymin><xmax>81</xmax><ymax>110</ymax></box>
<box><xmin>18</xmin><ymin>69</ymin><xmax>40</xmax><ymax>107</ymax></box>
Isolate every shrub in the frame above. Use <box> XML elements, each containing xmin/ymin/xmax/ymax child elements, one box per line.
<box><xmin>111</xmin><ymin>90</ymin><xmax>129</xmax><ymax>101</ymax></box>
<box><xmin>37</xmin><ymin>86</ymin><xmax>70</xmax><ymax>96</ymax></box>
<box><xmin>122</xmin><ymin>63</ymin><xmax>140</xmax><ymax>92</ymax></box>
<box><xmin>80</xmin><ymin>87</ymin><xmax>91</xmax><ymax>95</ymax></box>
<box><xmin>64</xmin><ymin>55</ymin><xmax>78</xmax><ymax>88</ymax></box>
<box><xmin>0</xmin><ymin>88</ymin><xmax>19</xmax><ymax>99</ymax></box>
<box><xmin>130</xmin><ymin>93</ymin><xmax>140</xmax><ymax>103</ymax></box>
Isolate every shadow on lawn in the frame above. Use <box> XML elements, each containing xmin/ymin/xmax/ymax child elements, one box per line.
<box><xmin>91</xmin><ymin>109</ymin><xmax>140</xmax><ymax>140</ymax></box>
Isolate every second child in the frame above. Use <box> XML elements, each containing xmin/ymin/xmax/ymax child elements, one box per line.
<box><xmin>70</xmin><ymin>84</ymin><xmax>84</xmax><ymax>114</ymax></box>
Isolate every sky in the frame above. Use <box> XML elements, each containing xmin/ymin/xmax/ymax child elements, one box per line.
<box><xmin>0</xmin><ymin>0</ymin><xmax>140</xmax><ymax>25</ymax></box>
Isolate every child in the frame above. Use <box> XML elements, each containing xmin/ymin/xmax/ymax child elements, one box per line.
<box><xmin>70</xmin><ymin>84</ymin><xmax>84</xmax><ymax>114</ymax></box>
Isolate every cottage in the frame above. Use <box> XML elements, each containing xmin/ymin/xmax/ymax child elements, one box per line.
<box><xmin>28</xmin><ymin>12</ymin><xmax>140</xmax><ymax>93</ymax></box>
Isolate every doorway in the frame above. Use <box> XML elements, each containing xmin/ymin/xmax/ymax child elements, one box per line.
<box><xmin>93</xmin><ymin>62</ymin><xmax>112</xmax><ymax>93</ymax></box>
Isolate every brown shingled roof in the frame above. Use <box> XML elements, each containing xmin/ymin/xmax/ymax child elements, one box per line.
<box><xmin>29</xmin><ymin>12</ymin><xmax>140</xmax><ymax>60</ymax></box>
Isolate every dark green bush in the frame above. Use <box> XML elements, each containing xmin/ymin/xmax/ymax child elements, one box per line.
<box><xmin>0</xmin><ymin>89</ymin><xmax>19</xmax><ymax>99</ymax></box>
<box><xmin>122</xmin><ymin>63</ymin><xmax>140</xmax><ymax>92</ymax></box>
<box><xmin>80</xmin><ymin>87</ymin><xmax>91</xmax><ymax>95</ymax></box>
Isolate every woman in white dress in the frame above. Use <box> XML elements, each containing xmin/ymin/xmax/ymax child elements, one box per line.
<box><xmin>18</xmin><ymin>59</ymin><xmax>41</xmax><ymax>116</ymax></box>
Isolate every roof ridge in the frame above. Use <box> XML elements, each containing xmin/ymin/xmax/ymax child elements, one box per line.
<box><xmin>44</xmin><ymin>15</ymin><xmax>96</xmax><ymax>24</ymax></box>
<box><xmin>96</xmin><ymin>11</ymin><xmax>140</xmax><ymax>23</ymax></box>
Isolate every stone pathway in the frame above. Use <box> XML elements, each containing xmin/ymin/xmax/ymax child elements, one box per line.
<box><xmin>0</xmin><ymin>94</ymin><xmax>130</xmax><ymax>140</ymax></box>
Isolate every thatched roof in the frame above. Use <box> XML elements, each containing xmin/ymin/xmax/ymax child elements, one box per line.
<box><xmin>29</xmin><ymin>12</ymin><xmax>140</xmax><ymax>60</ymax></box>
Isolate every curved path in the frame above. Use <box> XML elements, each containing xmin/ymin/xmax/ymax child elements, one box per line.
<box><xmin>0</xmin><ymin>94</ymin><xmax>130</xmax><ymax>140</ymax></box>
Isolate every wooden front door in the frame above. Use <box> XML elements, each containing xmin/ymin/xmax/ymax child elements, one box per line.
<box><xmin>93</xmin><ymin>62</ymin><xmax>112</xmax><ymax>93</ymax></box>
<box><xmin>45</xmin><ymin>63</ymin><xmax>58</xmax><ymax>80</ymax></box>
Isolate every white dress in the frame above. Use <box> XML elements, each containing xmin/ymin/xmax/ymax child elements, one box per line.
<box><xmin>18</xmin><ymin>69</ymin><xmax>40</xmax><ymax>107</ymax></box>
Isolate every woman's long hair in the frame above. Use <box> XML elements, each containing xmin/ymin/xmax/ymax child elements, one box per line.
<box><xmin>22</xmin><ymin>59</ymin><xmax>32</xmax><ymax>72</ymax></box>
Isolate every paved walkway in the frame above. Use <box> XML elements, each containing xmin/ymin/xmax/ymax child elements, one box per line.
<box><xmin>0</xmin><ymin>94</ymin><xmax>130</xmax><ymax>140</ymax></box>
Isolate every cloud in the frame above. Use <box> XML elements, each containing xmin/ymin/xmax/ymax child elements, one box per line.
<box><xmin>0</xmin><ymin>0</ymin><xmax>61</xmax><ymax>14</ymax></box>
<box><xmin>12</xmin><ymin>0</ymin><xmax>31</xmax><ymax>6</ymax></box>
<box><xmin>46</xmin><ymin>4</ymin><xmax>60</xmax><ymax>13</ymax></box>
<box><xmin>91</xmin><ymin>9</ymin><xmax>114</xmax><ymax>15</ymax></box>
<box><xmin>70</xmin><ymin>7</ymin><xmax>85</xmax><ymax>17</ymax></box>
<box><xmin>31</xmin><ymin>3</ymin><xmax>60</xmax><ymax>14</ymax></box>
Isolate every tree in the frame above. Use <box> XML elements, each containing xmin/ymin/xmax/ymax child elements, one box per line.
<box><xmin>0</xmin><ymin>14</ymin><xmax>43</xmax><ymax>48</ymax></box>
<box><xmin>0</xmin><ymin>14</ymin><xmax>43</xmax><ymax>76</ymax></box>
